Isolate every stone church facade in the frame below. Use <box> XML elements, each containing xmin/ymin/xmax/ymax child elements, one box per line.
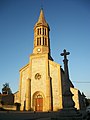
<box><xmin>14</xmin><ymin>9</ymin><xmax>86</xmax><ymax>111</ymax></box>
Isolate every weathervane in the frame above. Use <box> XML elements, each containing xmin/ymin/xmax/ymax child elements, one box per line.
<box><xmin>41</xmin><ymin>0</ymin><xmax>44</xmax><ymax>9</ymax></box>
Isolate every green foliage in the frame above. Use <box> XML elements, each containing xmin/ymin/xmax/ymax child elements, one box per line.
<box><xmin>87</xmin><ymin>99</ymin><xmax>90</xmax><ymax>105</ymax></box>
<box><xmin>85</xmin><ymin>98</ymin><xmax>90</xmax><ymax>107</ymax></box>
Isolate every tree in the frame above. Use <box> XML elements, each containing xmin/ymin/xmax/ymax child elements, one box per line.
<box><xmin>85</xmin><ymin>98</ymin><xmax>90</xmax><ymax>107</ymax></box>
<box><xmin>2</xmin><ymin>83</ymin><xmax>12</xmax><ymax>94</ymax></box>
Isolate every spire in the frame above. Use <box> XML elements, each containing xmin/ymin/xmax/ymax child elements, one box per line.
<box><xmin>35</xmin><ymin>9</ymin><xmax>49</xmax><ymax>27</ymax></box>
<box><xmin>33</xmin><ymin>9</ymin><xmax>51</xmax><ymax>56</ymax></box>
<box><xmin>38</xmin><ymin>9</ymin><xmax>46</xmax><ymax>23</ymax></box>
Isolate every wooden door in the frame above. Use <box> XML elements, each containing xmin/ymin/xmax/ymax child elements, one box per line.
<box><xmin>35</xmin><ymin>95</ymin><xmax>43</xmax><ymax>111</ymax></box>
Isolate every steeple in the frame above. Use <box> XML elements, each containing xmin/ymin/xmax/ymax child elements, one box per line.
<box><xmin>33</xmin><ymin>9</ymin><xmax>50</xmax><ymax>55</ymax></box>
<box><xmin>35</xmin><ymin>9</ymin><xmax>49</xmax><ymax>27</ymax></box>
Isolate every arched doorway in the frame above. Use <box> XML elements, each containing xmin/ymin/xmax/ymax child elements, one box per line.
<box><xmin>35</xmin><ymin>94</ymin><xmax>43</xmax><ymax>111</ymax></box>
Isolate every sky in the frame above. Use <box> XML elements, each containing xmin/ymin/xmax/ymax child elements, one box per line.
<box><xmin>0</xmin><ymin>0</ymin><xmax>90</xmax><ymax>98</ymax></box>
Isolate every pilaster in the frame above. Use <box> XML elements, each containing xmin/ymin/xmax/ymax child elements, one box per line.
<box><xmin>26</xmin><ymin>78</ymin><xmax>31</xmax><ymax>111</ymax></box>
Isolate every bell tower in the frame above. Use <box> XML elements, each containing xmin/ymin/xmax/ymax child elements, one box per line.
<box><xmin>33</xmin><ymin>9</ymin><xmax>50</xmax><ymax>55</ymax></box>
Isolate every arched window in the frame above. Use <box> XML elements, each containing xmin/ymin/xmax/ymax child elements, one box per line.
<box><xmin>40</xmin><ymin>28</ymin><xmax>41</xmax><ymax>35</ymax></box>
<box><xmin>36</xmin><ymin>94</ymin><xmax>43</xmax><ymax>98</ymax></box>
<box><xmin>45</xmin><ymin>28</ymin><xmax>46</xmax><ymax>35</ymax></box>
<box><xmin>40</xmin><ymin>37</ymin><xmax>41</xmax><ymax>45</ymax></box>
<box><xmin>37</xmin><ymin>38</ymin><xmax>41</xmax><ymax>45</ymax></box>
<box><xmin>37</xmin><ymin>29</ymin><xmax>39</xmax><ymax>35</ymax></box>
<box><xmin>37</xmin><ymin>38</ymin><xmax>39</xmax><ymax>45</ymax></box>
<box><xmin>43</xmin><ymin>28</ymin><xmax>44</xmax><ymax>35</ymax></box>
<box><xmin>45</xmin><ymin>38</ymin><xmax>47</xmax><ymax>46</ymax></box>
<box><xmin>43</xmin><ymin>37</ymin><xmax>44</xmax><ymax>45</ymax></box>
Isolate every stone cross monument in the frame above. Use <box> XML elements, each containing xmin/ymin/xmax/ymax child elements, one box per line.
<box><xmin>59</xmin><ymin>49</ymin><xmax>82</xmax><ymax>119</ymax></box>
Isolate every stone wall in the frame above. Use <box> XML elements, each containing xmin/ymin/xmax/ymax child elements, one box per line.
<box><xmin>70</xmin><ymin>87</ymin><xmax>80</xmax><ymax>109</ymax></box>
<box><xmin>49</xmin><ymin>60</ymin><xmax>63</xmax><ymax>111</ymax></box>
<box><xmin>2</xmin><ymin>105</ymin><xmax>16</xmax><ymax>110</ymax></box>
<box><xmin>30</xmin><ymin>55</ymin><xmax>48</xmax><ymax>111</ymax></box>
<box><xmin>19</xmin><ymin>64</ymin><xmax>29</xmax><ymax>110</ymax></box>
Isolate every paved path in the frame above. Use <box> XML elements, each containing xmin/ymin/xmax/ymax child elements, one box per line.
<box><xmin>0</xmin><ymin>110</ymin><xmax>87</xmax><ymax>120</ymax></box>
<box><xmin>0</xmin><ymin>111</ymin><xmax>56</xmax><ymax>120</ymax></box>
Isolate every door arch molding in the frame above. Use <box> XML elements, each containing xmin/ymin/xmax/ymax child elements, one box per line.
<box><xmin>33</xmin><ymin>91</ymin><xmax>44</xmax><ymax>111</ymax></box>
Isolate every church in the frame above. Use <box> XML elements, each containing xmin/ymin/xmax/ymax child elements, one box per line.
<box><xmin>14</xmin><ymin>9</ymin><xmax>86</xmax><ymax>111</ymax></box>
